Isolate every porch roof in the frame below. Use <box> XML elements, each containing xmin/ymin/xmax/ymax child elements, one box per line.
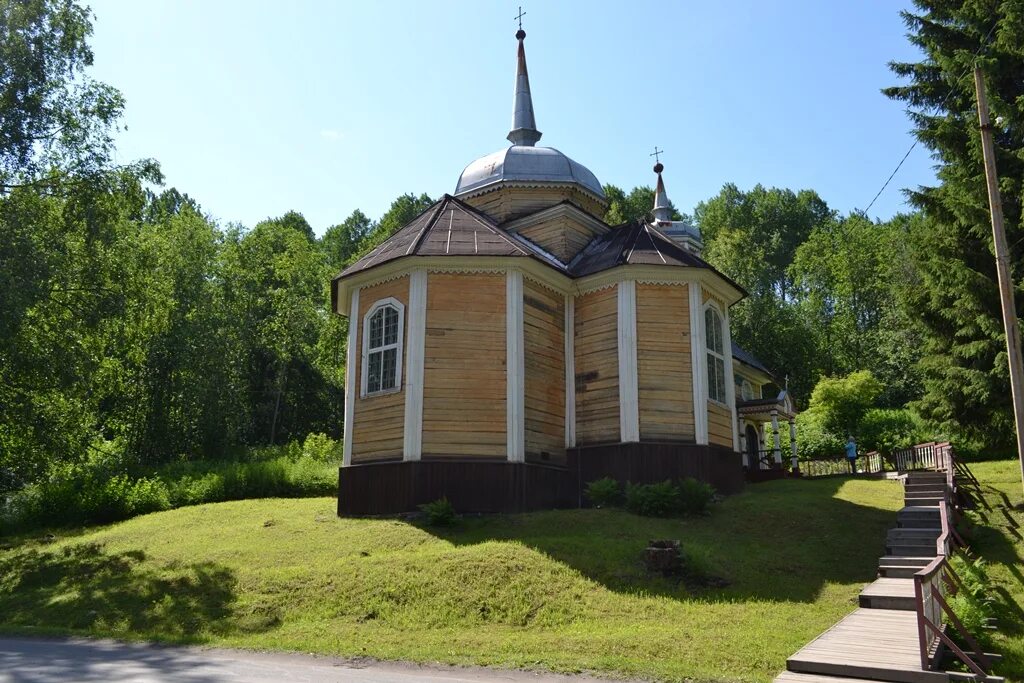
<box><xmin>737</xmin><ymin>389</ymin><xmax>796</xmax><ymax>421</ymax></box>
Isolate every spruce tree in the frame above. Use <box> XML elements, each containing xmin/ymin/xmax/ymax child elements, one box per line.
<box><xmin>884</xmin><ymin>0</ymin><xmax>1023</xmax><ymax>450</ymax></box>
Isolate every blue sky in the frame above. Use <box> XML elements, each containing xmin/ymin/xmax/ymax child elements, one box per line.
<box><xmin>89</xmin><ymin>0</ymin><xmax>929</xmax><ymax>234</ymax></box>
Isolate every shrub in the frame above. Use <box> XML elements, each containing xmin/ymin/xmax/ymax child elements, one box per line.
<box><xmin>677</xmin><ymin>477</ymin><xmax>715</xmax><ymax>515</ymax></box>
<box><xmin>419</xmin><ymin>497</ymin><xmax>456</xmax><ymax>526</ymax></box>
<box><xmin>858</xmin><ymin>408</ymin><xmax>927</xmax><ymax>455</ymax></box>
<box><xmin>948</xmin><ymin>554</ymin><xmax>994</xmax><ymax>640</ymax></box>
<box><xmin>585</xmin><ymin>477</ymin><xmax>621</xmax><ymax>508</ymax></box>
<box><xmin>301</xmin><ymin>433</ymin><xmax>341</xmax><ymax>463</ymax></box>
<box><xmin>625</xmin><ymin>481</ymin><xmax>681</xmax><ymax>517</ymax></box>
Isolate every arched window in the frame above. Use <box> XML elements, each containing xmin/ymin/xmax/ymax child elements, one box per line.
<box><xmin>740</xmin><ymin>379</ymin><xmax>756</xmax><ymax>401</ymax></box>
<box><xmin>705</xmin><ymin>305</ymin><xmax>726</xmax><ymax>403</ymax></box>
<box><xmin>362</xmin><ymin>298</ymin><xmax>404</xmax><ymax>396</ymax></box>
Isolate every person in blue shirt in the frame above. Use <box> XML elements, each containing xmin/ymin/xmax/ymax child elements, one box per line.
<box><xmin>845</xmin><ymin>436</ymin><xmax>858</xmax><ymax>473</ymax></box>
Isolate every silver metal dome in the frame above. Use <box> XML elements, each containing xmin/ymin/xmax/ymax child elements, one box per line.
<box><xmin>455</xmin><ymin>145</ymin><xmax>606</xmax><ymax>199</ymax></box>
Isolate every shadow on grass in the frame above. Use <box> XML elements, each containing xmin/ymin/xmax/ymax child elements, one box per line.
<box><xmin>419</xmin><ymin>476</ymin><xmax>899</xmax><ymax>604</ymax></box>
<box><xmin>0</xmin><ymin>542</ymin><xmax>247</xmax><ymax>641</ymax></box>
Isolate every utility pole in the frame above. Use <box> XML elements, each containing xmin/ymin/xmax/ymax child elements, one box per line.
<box><xmin>974</xmin><ymin>67</ymin><xmax>1024</xmax><ymax>498</ymax></box>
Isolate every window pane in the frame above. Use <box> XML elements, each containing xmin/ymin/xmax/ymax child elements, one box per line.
<box><xmin>369</xmin><ymin>309</ymin><xmax>384</xmax><ymax>348</ymax></box>
<box><xmin>707</xmin><ymin>353</ymin><xmax>717</xmax><ymax>401</ymax></box>
<box><xmin>381</xmin><ymin>348</ymin><xmax>398</xmax><ymax>390</ymax></box>
<box><xmin>367</xmin><ymin>351</ymin><xmax>382</xmax><ymax>393</ymax></box>
<box><xmin>714</xmin><ymin>315</ymin><xmax>724</xmax><ymax>354</ymax></box>
<box><xmin>383</xmin><ymin>306</ymin><xmax>399</xmax><ymax>346</ymax></box>
<box><xmin>705</xmin><ymin>308</ymin><xmax>714</xmax><ymax>348</ymax></box>
<box><xmin>715</xmin><ymin>358</ymin><xmax>727</xmax><ymax>402</ymax></box>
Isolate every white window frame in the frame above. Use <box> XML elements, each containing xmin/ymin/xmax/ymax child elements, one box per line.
<box><xmin>361</xmin><ymin>297</ymin><xmax>405</xmax><ymax>398</ymax></box>
<box><xmin>704</xmin><ymin>302</ymin><xmax>727</xmax><ymax>406</ymax></box>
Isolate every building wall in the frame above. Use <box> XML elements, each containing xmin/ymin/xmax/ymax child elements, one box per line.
<box><xmin>421</xmin><ymin>272</ymin><xmax>507</xmax><ymax>457</ymax></box>
<box><xmin>351</xmin><ymin>276</ymin><xmax>409</xmax><ymax>463</ymax></box>
<box><xmin>462</xmin><ymin>185</ymin><xmax>606</xmax><ymax>224</ymax></box>
<box><xmin>574</xmin><ymin>286</ymin><xmax>619</xmax><ymax>445</ymax></box>
<box><xmin>636</xmin><ymin>283</ymin><xmax>695</xmax><ymax>441</ymax></box>
<box><xmin>524</xmin><ymin>280</ymin><xmax>566</xmax><ymax>463</ymax></box>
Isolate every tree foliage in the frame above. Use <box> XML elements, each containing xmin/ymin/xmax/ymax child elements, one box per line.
<box><xmin>884</xmin><ymin>0</ymin><xmax>1024</xmax><ymax>449</ymax></box>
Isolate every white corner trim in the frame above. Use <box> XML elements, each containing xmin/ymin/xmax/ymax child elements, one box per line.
<box><xmin>689</xmin><ymin>283</ymin><xmax>709</xmax><ymax>445</ymax></box>
<box><xmin>564</xmin><ymin>294</ymin><xmax>576</xmax><ymax>448</ymax></box>
<box><xmin>403</xmin><ymin>270</ymin><xmax>427</xmax><ymax>461</ymax></box>
<box><xmin>342</xmin><ymin>288</ymin><xmax>360</xmax><ymax>467</ymax></box>
<box><xmin>721</xmin><ymin>304</ymin><xmax>739</xmax><ymax>452</ymax></box>
<box><xmin>617</xmin><ymin>280</ymin><xmax>639</xmax><ymax>443</ymax></box>
<box><xmin>360</xmin><ymin>296</ymin><xmax>405</xmax><ymax>398</ymax></box>
<box><xmin>506</xmin><ymin>270</ymin><xmax>526</xmax><ymax>463</ymax></box>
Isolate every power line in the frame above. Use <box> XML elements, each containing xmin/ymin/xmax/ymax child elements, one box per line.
<box><xmin>863</xmin><ymin>16</ymin><xmax>1000</xmax><ymax>214</ymax></box>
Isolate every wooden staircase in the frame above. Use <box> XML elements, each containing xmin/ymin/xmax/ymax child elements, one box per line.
<box><xmin>774</xmin><ymin>462</ymin><xmax>1002</xmax><ymax>683</ymax></box>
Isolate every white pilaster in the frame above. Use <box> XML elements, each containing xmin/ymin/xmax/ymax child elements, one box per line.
<box><xmin>403</xmin><ymin>270</ymin><xmax>427</xmax><ymax>461</ymax></box>
<box><xmin>790</xmin><ymin>420</ymin><xmax>799</xmax><ymax>471</ymax></box>
<box><xmin>506</xmin><ymin>270</ymin><xmax>525</xmax><ymax>462</ymax></box>
<box><xmin>564</xmin><ymin>294</ymin><xmax>576</xmax><ymax>448</ymax></box>
<box><xmin>721</xmin><ymin>305</ymin><xmax>740</xmax><ymax>452</ymax></box>
<box><xmin>771</xmin><ymin>409</ymin><xmax>782</xmax><ymax>465</ymax></box>
<box><xmin>617</xmin><ymin>280</ymin><xmax>639</xmax><ymax>442</ymax></box>
<box><xmin>689</xmin><ymin>283</ymin><xmax>709</xmax><ymax>444</ymax></box>
<box><xmin>342</xmin><ymin>288</ymin><xmax>360</xmax><ymax>467</ymax></box>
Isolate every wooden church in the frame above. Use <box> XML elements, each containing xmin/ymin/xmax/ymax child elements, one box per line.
<box><xmin>333</xmin><ymin>27</ymin><xmax>798</xmax><ymax>515</ymax></box>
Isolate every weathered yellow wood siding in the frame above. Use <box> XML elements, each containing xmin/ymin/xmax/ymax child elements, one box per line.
<box><xmin>422</xmin><ymin>273</ymin><xmax>507</xmax><ymax>457</ymax></box>
<box><xmin>636</xmin><ymin>283</ymin><xmax>694</xmax><ymax>440</ymax></box>
<box><xmin>524</xmin><ymin>280</ymin><xmax>565</xmax><ymax>462</ymax></box>
<box><xmin>462</xmin><ymin>186</ymin><xmax>607</xmax><ymax>223</ymax></box>
<box><xmin>516</xmin><ymin>214</ymin><xmax>604</xmax><ymax>263</ymax></box>
<box><xmin>352</xmin><ymin>276</ymin><xmax>409</xmax><ymax>462</ymax></box>
<box><xmin>708</xmin><ymin>402</ymin><xmax>734</xmax><ymax>447</ymax></box>
<box><xmin>574</xmin><ymin>286</ymin><xmax>619</xmax><ymax>444</ymax></box>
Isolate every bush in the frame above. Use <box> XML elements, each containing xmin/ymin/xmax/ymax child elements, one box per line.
<box><xmin>858</xmin><ymin>408</ymin><xmax>927</xmax><ymax>455</ymax></box>
<box><xmin>419</xmin><ymin>497</ymin><xmax>456</xmax><ymax>526</ymax></box>
<box><xmin>948</xmin><ymin>554</ymin><xmax>994</xmax><ymax>640</ymax></box>
<box><xmin>677</xmin><ymin>477</ymin><xmax>715</xmax><ymax>515</ymax></box>
<box><xmin>585</xmin><ymin>477</ymin><xmax>621</xmax><ymax>508</ymax></box>
<box><xmin>301</xmin><ymin>433</ymin><xmax>342</xmax><ymax>462</ymax></box>
<box><xmin>625</xmin><ymin>481</ymin><xmax>681</xmax><ymax>517</ymax></box>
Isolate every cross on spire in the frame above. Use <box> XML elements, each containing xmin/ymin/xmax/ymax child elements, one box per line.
<box><xmin>650</xmin><ymin>146</ymin><xmax>664</xmax><ymax>164</ymax></box>
<box><xmin>515</xmin><ymin>6</ymin><xmax>526</xmax><ymax>30</ymax></box>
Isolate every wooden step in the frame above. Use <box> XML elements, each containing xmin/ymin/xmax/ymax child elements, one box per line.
<box><xmin>878</xmin><ymin>565</ymin><xmax>924</xmax><ymax>579</ymax></box>
<box><xmin>787</xmin><ymin>608</ymin><xmax>948</xmax><ymax>683</ymax></box>
<box><xmin>887</xmin><ymin>528</ymin><xmax>941</xmax><ymax>541</ymax></box>
<box><xmin>898</xmin><ymin>518</ymin><xmax>941</xmax><ymax>530</ymax></box>
<box><xmin>775</xmin><ymin>671</ymin><xmax>915</xmax><ymax>683</ymax></box>
<box><xmin>887</xmin><ymin>543</ymin><xmax>938</xmax><ymax>557</ymax></box>
<box><xmin>904</xmin><ymin>495</ymin><xmax>944</xmax><ymax>505</ymax></box>
<box><xmin>879</xmin><ymin>555</ymin><xmax>933</xmax><ymax>568</ymax></box>
<box><xmin>859</xmin><ymin>578</ymin><xmax>917</xmax><ymax>610</ymax></box>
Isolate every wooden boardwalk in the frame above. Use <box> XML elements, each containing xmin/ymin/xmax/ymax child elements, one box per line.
<box><xmin>774</xmin><ymin>470</ymin><xmax>952</xmax><ymax>683</ymax></box>
<box><xmin>786</xmin><ymin>608</ymin><xmax>946</xmax><ymax>683</ymax></box>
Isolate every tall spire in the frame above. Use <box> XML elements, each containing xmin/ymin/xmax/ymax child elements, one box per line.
<box><xmin>507</xmin><ymin>27</ymin><xmax>542</xmax><ymax>147</ymax></box>
<box><xmin>652</xmin><ymin>161</ymin><xmax>673</xmax><ymax>223</ymax></box>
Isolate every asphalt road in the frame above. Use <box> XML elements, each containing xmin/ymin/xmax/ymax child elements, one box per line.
<box><xmin>0</xmin><ymin>637</ymin><xmax>616</xmax><ymax>683</ymax></box>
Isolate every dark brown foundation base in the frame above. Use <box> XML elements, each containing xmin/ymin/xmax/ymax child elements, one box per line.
<box><xmin>337</xmin><ymin>442</ymin><xmax>744</xmax><ymax>516</ymax></box>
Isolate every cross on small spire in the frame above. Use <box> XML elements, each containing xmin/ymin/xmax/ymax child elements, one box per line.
<box><xmin>650</xmin><ymin>146</ymin><xmax>664</xmax><ymax>164</ymax></box>
<box><xmin>515</xmin><ymin>6</ymin><xmax>526</xmax><ymax>30</ymax></box>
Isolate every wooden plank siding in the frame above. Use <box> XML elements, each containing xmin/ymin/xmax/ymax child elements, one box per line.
<box><xmin>421</xmin><ymin>273</ymin><xmax>507</xmax><ymax>457</ymax></box>
<box><xmin>517</xmin><ymin>215</ymin><xmax>603</xmax><ymax>263</ymax></box>
<box><xmin>524</xmin><ymin>280</ymin><xmax>566</xmax><ymax>463</ymax></box>
<box><xmin>708</xmin><ymin>402</ymin><xmax>734</xmax><ymax>448</ymax></box>
<box><xmin>351</xmin><ymin>276</ymin><xmax>409</xmax><ymax>463</ymax></box>
<box><xmin>462</xmin><ymin>186</ymin><xmax>606</xmax><ymax>224</ymax></box>
<box><xmin>574</xmin><ymin>286</ymin><xmax>619</xmax><ymax>444</ymax></box>
<box><xmin>636</xmin><ymin>283</ymin><xmax>695</xmax><ymax>440</ymax></box>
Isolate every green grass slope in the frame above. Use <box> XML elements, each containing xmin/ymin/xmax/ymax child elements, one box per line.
<box><xmin>0</xmin><ymin>477</ymin><xmax>904</xmax><ymax>683</ymax></box>
<box><xmin>963</xmin><ymin>460</ymin><xmax>1024</xmax><ymax>681</ymax></box>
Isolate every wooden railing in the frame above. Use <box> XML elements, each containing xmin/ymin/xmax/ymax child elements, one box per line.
<box><xmin>912</xmin><ymin>443</ymin><xmax>993</xmax><ymax>679</ymax></box>
<box><xmin>799</xmin><ymin>452</ymin><xmax>884</xmax><ymax>477</ymax></box>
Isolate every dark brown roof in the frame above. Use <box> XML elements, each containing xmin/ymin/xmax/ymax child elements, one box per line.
<box><xmin>336</xmin><ymin>202</ymin><xmax>744</xmax><ymax>300</ymax></box>
<box><xmin>337</xmin><ymin>195</ymin><xmax>534</xmax><ymax>279</ymax></box>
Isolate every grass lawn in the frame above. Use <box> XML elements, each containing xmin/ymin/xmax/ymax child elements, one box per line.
<box><xmin>0</xmin><ymin>476</ymin><xmax>907</xmax><ymax>682</ymax></box>
<box><xmin>961</xmin><ymin>459</ymin><xmax>1024</xmax><ymax>682</ymax></box>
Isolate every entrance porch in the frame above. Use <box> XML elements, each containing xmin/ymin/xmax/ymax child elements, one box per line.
<box><xmin>737</xmin><ymin>390</ymin><xmax>798</xmax><ymax>477</ymax></box>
